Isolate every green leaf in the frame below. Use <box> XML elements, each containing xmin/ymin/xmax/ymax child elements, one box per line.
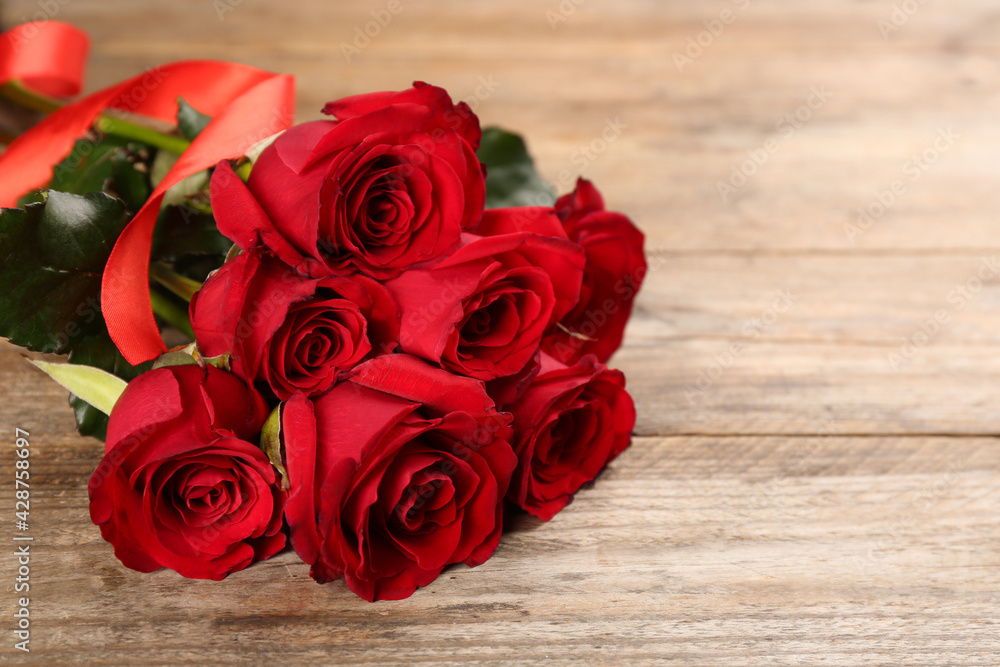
<box><xmin>151</xmin><ymin>349</ymin><xmax>199</xmax><ymax>369</ymax></box>
<box><xmin>16</xmin><ymin>138</ymin><xmax>153</xmax><ymax>211</ymax></box>
<box><xmin>176</xmin><ymin>97</ymin><xmax>213</xmax><ymax>141</ymax></box>
<box><xmin>477</xmin><ymin>127</ymin><xmax>555</xmax><ymax>208</ymax></box>
<box><xmin>109</xmin><ymin>150</ymin><xmax>152</xmax><ymax>213</ymax></box>
<box><xmin>31</xmin><ymin>360</ymin><xmax>127</xmax><ymax>416</ymax></box>
<box><xmin>15</xmin><ymin>189</ymin><xmax>45</xmax><ymax>208</ymax></box>
<box><xmin>0</xmin><ymin>189</ymin><xmax>156</xmax><ymax>440</ymax></box>
<box><xmin>0</xmin><ymin>191</ymin><xmax>129</xmax><ymax>354</ymax></box>
<box><xmin>152</xmin><ymin>206</ymin><xmax>232</xmax><ymax>263</ymax></box>
<box><xmin>149</xmin><ymin>148</ymin><xmax>210</xmax><ymax>208</ymax></box>
<box><xmin>66</xmin><ymin>334</ymin><xmax>151</xmax><ymax>440</ymax></box>
<box><xmin>260</xmin><ymin>405</ymin><xmax>289</xmax><ymax>490</ymax></box>
<box><xmin>70</xmin><ymin>393</ymin><xmax>111</xmax><ymax>439</ymax></box>
<box><xmin>47</xmin><ymin>135</ymin><xmax>126</xmax><ymax>196</ymax></box>
<box><xmin>150</xmin><ymin>148</ymin><xmax>177</xmax><ymax>189</ymax></box>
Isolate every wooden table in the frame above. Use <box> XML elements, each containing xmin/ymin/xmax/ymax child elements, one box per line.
<box><xmin>1</xmin><ymin>0</ymin><xmax>998</xmax><ymax>664</ymax></box>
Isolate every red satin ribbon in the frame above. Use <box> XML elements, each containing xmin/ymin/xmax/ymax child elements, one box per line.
<box><xmin>0</xmin><ymin>22</ymin><xmax>296</xmax><ymax>365</ymax></box>
<box><xmin>0</xmin><ymin>21</ymin><xmax>88</xmax><ymax>97</ymax></box>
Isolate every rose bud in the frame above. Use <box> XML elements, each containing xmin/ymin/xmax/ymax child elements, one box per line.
<box><xmin>88</xmin><ymin>365</ymin><xmax>285</xmax><ymax>580</ymax></box>
<box><xmin>384</xmin><ymin>207</ymin><xmax>585</xmax><ymax>385</ymax></box>
<box><xmin>540</xmin><ymin>178</ymin><xmax>646</xmax><ymax>364</ymax></box>
<box><xmin>279</xmin><ymin>354</ymin><xmax>517</xmax><ymax>601</ymax></box>
<box><xmin>190</xmin><ymin>249</ymin><xmax>399</xmax><ymax>401</ymax></box>
<box><xmin>506</xmin><ymin>353</ymin><xmax>636</xmax><ymax>521</ymax></box>
<box><xmin>210</xmin><ymin>81</ymin><xmax>485</xmax><ymax>279</ymax></box>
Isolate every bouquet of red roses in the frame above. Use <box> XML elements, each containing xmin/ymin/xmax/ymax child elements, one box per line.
<box><xmin>0</xmin><ymin>22</ymin><xmax>646</xmax><ymax>601</ymax></box>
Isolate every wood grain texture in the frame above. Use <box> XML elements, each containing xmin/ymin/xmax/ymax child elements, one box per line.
<box><xmin>1</xmin><ymin>0</ymin><xmax>999</xmax><ymax>664</ymax></box>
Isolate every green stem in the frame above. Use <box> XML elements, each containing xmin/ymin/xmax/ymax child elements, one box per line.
<box><xmin>0</xmin><ymin>80</ymin><xmax>61</xmax><ymax>113</ymax></box>
<box><xmin>0</xmin><ymin>80</ymin><xmax>191</xmax><ymax>154</ymax></box>
<box><xmin>150</xmin><ymin>263</ymin><xmax>203</xmax><ymax>302</ymax></box>
<box><xmin>150</xmin><ymin>288</ymin><xmax>195</xmax><ymax>339</ymax></box>
<box><xmin>95</xmin><ymin>115</ymin><xmax>190</xmax><ymax>154</ymax></box>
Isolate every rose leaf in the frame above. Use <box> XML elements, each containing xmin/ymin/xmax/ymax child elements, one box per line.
<box><xmin>477</xmin><ymin>127</ymin><xmax>556</xmax><ymax>208</ymax></box>
<box><xmin>31</xmin><ymin>359</ymin><xmax>127</xmax><ymax>416</ymax></box>
<box><xmin>177</xmin><ymin>97</ymin><xmax>213</xmax><ymax>141</ymax></box>
<box><xmin>0</xmin><ymin>191</ymin><xmax>129</xmax><ymax>355</ymax></box>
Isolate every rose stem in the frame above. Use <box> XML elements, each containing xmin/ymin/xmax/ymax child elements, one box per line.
<box><xmin>149</xmin><ymin>287</ymin><xmax>195</xmax><ymax>339</ymax></box>
<box><xmin>0</xmin><ymin>80</ymin><xmax>191</xmax><ymax>154</ymax></box>
<box><xmin>149</xmin><ymin>263</ymin><xmax>203</xmax><ymax>302</ymax></box>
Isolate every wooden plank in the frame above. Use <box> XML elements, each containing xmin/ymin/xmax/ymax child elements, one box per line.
<box><xmin>611</xmin><ymin>253</ymin><xmax>1000</xmax><ymax>435</ymax></box>
<box><xmin>630</xmin><ymin>253</ymin><xmax>1000</xmax><ymax>344</ymax></box>
<box><xmin>0</xmin><ymin>429</ymin><xmax>995</xmax><ymax>665</ymax></box>
<box><xmin>617</xmin><ymin>340</ymin><xmax>1000</xmax><ymax>436</ymax></box>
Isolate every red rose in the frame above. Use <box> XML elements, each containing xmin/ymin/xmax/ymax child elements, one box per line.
<box><xmin>384</xmin><ymin>207</ymin><xmax>585</xmax><ymax>384</ymax></box>
<box><xmin>211</xmin><ymin>82</ymin><xmax>485</xmax><ymax>279</ymax></box>
<box><xmin>506</xmin><ymin>353</ymin><xmax>635</xmax><ymax>521</ymax></box>
<box><xmin>541</xmin><ymin>179</ymin><xmax>646</xmax><ymax>364</ymax></box>
<box><xmin>190</xmin><ymin>249</ymin><xmax>399</xmax><ymax>401</ymax></box>
<box><xmin>281</xmin><ymin>354</ymin><xmax>516</xmax><ymax>601</ymax></box>
<box><xmin>88</xmin><ymin>365</ymin><xmax>285</xmax><ymax>580</ymax></box>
